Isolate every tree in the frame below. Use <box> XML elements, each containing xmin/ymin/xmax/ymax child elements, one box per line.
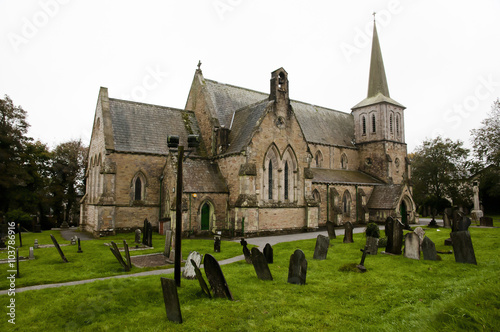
<box><xmin>411</xmin><ymin>136</ymin><xmax>471</xmax><ymax>212</ymax></box>
<box><xmin>471</xmin><ymin>99</ymin><xmax>500</xmax><ymax>167</ymax></box>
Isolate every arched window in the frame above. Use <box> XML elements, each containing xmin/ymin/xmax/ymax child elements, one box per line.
<box><xmin>372</xmin><ymin>114</ymin><xmax>376</xmax><ymax>133</ymax></box>
<box><xmin>132</xmin><ymin>172</ymin><xmax>146</xmax><ymax>202</ymax></box>
<box><xmin>268</xmin><ymin>160</ymin><xmax>273</xmax><ymax>200</ymax></box>
<box><xmin>312</xmin><ymin>189</ymin><xmax>321</xmax><ymax>202</ymax></box>
<box><xmin>264</xmin><ymin>145</ymin><xmax>279</xmax><ymax>202</ymax></box>
<box><xmin>390</xmin><ymin>113</ymin><xmax>393</xmax><ymax>134</ymax></box>
<box><xmin>315</xmin><ymin>150</ymin><xmax>323</xmax><ymax>168</ymax></box>
<box><xmin>342</xmin><ymin>190</ymin><xmax>351</xmax><ymax>216</ymax></box>
<box><xmin>362</xmin><ymin>116</ymin><xmax>366</xmax><ymax>135</ymax></box>
<box><xmin>341</xmin><ymin>153</ymin><xmax>348</xmax><ymax>170</ymax></box>
<box><xmin>284</xmin><ymin>161</ymin><xmax>289</xmax><ymax>200</ymax></box>
<box><xmin>135</xmin><ymin>177</ymin><xmax>142</xmax><ymax>201</ymax></box>
<box><xmin>282</xmin><ymin>146</ymin><xmax>298</xmax><ymax>202</ymax></box>
<box><xmin>396</xmin><ymin>115</ymin><xmax>400</xmax><ymax>136</ymax></box>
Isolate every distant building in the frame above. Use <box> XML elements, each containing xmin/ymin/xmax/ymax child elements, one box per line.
<box><xmin>80</xmin><ymin>21</ymin><xmax>416</xmax><ymax>237</ymax></box>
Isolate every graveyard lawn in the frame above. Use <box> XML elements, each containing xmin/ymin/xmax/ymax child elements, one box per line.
<box><xmin>2</xmin><ymin>226</ymin><xmax>499</xmax><ymax>331</ymax></box>
<box><xmin>0</xmin><ymin>230</ymin><xmax>245</xmax><ymax>289</ymax></box>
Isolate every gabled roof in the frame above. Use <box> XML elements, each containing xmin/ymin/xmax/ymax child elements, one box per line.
<box><xmin>311</xmin><ymin>169</ymin><xmax>382</xmax><ymax>185</ymax></box>
<box><xmin>108</xmin><ymin>98</ymin><xmax>200</xmax><ymax>155</ymax></box>
<box><xmin>182</xmin><ymin>159</ymin><xmax>228</xmax><ymax>193</ymax></box>
<box><xmin>367</xmin><ymin>184</ymin><xmax>403</xmax><ymax>209</ymax></box>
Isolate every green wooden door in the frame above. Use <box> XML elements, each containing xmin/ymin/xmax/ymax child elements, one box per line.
<box><xmin>201</xmin><ymin>203</ymin><xmax>210</xmax><ymax>230</ymax></box>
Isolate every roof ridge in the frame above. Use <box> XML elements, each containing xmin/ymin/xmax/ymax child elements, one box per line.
<box><xmin>204</xmin><ymin>78</ymin><xmax>268</xmax><ymax>97</ymax></box>
<box><xmin>109</xmin><ymin>97</ymin><xmax>194</xmax><ymax>114</ymax></box>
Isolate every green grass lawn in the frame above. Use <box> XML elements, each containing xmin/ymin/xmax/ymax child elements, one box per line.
<box><xmin>1</xmin><ymin>225</ymin><xmax>499</xmax><ymax>331</ymax></box>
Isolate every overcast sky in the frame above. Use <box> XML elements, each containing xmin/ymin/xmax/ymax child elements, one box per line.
<box><xmin>1</xmin><ymin>0</ymin><xmax>499</xmax><ymax>153</ymax></box>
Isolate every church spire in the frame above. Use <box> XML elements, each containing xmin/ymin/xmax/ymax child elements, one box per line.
<box><xmin>367</xmin><ymin>16</ymin><xmax>390</xmax><ymax>98</ymax></box>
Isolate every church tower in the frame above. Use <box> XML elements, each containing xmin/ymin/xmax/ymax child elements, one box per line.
<box><xmin>351</xmin><ymin>18</ymin><xmax>409</xmax><ymax>185</ymax></box>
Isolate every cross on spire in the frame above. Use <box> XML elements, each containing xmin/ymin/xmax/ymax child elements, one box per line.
<box><xmin>373</xmin><ymin>11</ymin><xmax>376</xmax><ymax>22</ymax></box>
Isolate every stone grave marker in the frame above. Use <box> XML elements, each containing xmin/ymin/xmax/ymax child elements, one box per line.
<box><xmin>192</xmin><ymin>259</ymin><xmax>211</xmax><ymax>298</ymax></box>
<box><xmin>109</xmin><ymin>241</ymin><xmax>130</xmax><ymax>271</ymax></box>
<box><xmin>403</xmin><ymin>232</ymin><xmax>420</xmax><ymax>260</ymax></box>
<box><xmin>16</xmin><ymin>248</ymin><xmax>20</xmax><ymax>277</ymax></box>
<box><xmin>385</xmin><ymin>218</ymin><xmax>403</xmax><ymax>255</ymax></box>
<box><xmin>288</xmin><ymin>249</ymin><xmax>307</xmax><ymax>285</ymax></box>
<box><xmin>326</xmin><ymin>221</ymin><xmax>336</xmax><ymax>240</ymax></box>
<box><xmin>17</xmin><ymin>223</ymin><xmax>22</xmax><ymax>247</ymax></box>
<box><xmin>450</xmin><ymin>231</ymin><xmax>477</xmax><ymax>265</ymax></box>
<box><xmin>183</xmin><ymin>251</ymin><xmax>202</xmax><ymax>279</ymax></box>
<box><xmin>240</xmin><ymin>238</ymin><xmax>247</xmax><ymax>247</ymax></box>
<box><xmin>385</xmin><ymin>217</ymin><xmax>394</xmax><ymax>251</ymax></box>
<box><xmin>251</xmin><ymin>247</ymin><xmax>273</xmax><ymax>281</ymax></box>
<box><xmin>147</xmin><ymin>221</ymin><xmax>153</xmax><ymax>247</ymax></box>
<box><xmin>142</xmin><ymin>219</ymin><xmax>148</xmax><ymax>245</ymax></box>
<box><xmin>457</xmin><ymin>215</ymin><xmax>471</xmax><ymax>232</ymax></box>
<box><xmin>29</xmin><ymin>247</ymin><xmax>34</xmax><ymax>260</ymax></box>
<box><xmin>164</xmin><ymin>230</ymin><xmax>172</xmax><ymax>257</ymax></box>
<box><xmin>203</xmin><ymin>254</ymin><xmax>233</xmax><ymax>300</ymax></box>
<box><xmin>313</xmin><ymin>234</ymin><xmax>330</xmax><ymax>260</ymax></box>
<box><xmin>242</xmin><ymin>245</ymin><xmax>252</xmax><ymax>264</ymax></box>
<box><xmin>34</xmin><ymin>239</ymin><xmax>39</xmax><ymax>249</ymax></box>
<box><xmin>357</xmin><ymin>246</ymin><xmax>368</xmax><ymax>272</ymax></box>
<box><xmin>343</xmin><ymin>221</ymin><xmax>354</xmax><ymax>243</ymax></box>
<box><xmin>135</xmin><ymin>229</ymin><xmax>141</xmax><ymax>243</ymax></box>
<box><xmin>421</xmin><ymin>236</ymin><xmax>437</xmax><ymax>261</ymax></box>
<box><xmin>263</xmin><ymin>243</ymin><xmax>273</xmax><ymax>264</ymax></box>
<box><xmin>365</xmin><ymin>236</ymin><xmax>379</xmax><ymax>255</ymax></box>
<box><xmin>71</xmin><ymin>236</ymin><xmax>76</xmax><ymax>245</ymax></box>
<box><xmin>443</xmin><ymin>208</ymin><xmax>452</xmax><ymax>228</ymax></box>
<box><xmin>50</xmin><ymin>234</ymin><xmax>68</xmax><ymax>263</ymax></box>
<box><xmin>214</xmin><ymin>236</ymin><xmax>221</xmax><ymax>253</ymax></box>
<box><xmin>123</xmin><ymin>240</ymin><xmax>132</xmax><ymax>269</ymax></box>
<box><xmin>414</xmin><ymin>227</ymin><xmax>425</xmax><ymax>245</ymax></box>
<box><xmin>77</xmin><ymin>238</ymin><xmax>83</xmax><ymax>253</ymax></box>
<box><xmin>160</xmin><ymin>277</ymin><xmax>182</xmax><ymax>324</ymax></box>
<box><xmin>480</xmin><ymin>216</ymin><xmax>493</xmax><ymax>227</ymax></box>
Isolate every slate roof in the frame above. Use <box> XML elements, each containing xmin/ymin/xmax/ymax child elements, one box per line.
<box><xmin>108</xmin><ymin>98</ymin><xmax>200</xmax><ymax>155</ymax></box>
<box><xmin>366</xmin><ymin>184</ymin><xmax>403</xmax><ymax>210</ymax></box>
<box><xmin>311</xmin><ymin>169</ymin><xmax>382</xmax><ymax>185</ymax></box>
<box><xmin>182</xmin><ymin>159</ymin><xmax>228</xmax><ymax>193</ymax></box>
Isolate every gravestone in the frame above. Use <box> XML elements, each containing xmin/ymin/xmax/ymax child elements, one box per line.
<box><xmin>263</xmin><ymin>243</ymin><xmax>273</xmax><ymax>264</ymax></box>
<box><xmin>109</xmin><ymin>241</ymin><xmax>130</xmax><ymax>271</ymax></box>
<box><xmin>142</xmin><ymin>219</ymin><xmax>148</xmax><ymax>245</ymax></box>
<box><xmin>16</xmin><ymin>248</ymin><xmax>20</xmax><ymax>277</ymax></box>
<box><xmin>242</xmin><ymin>245</ymin><xmax>252</xmax><ymax>264</ymax></box>
<box><xmin>365</xmin><ymin>237</ymin><xmax>379</xmax><ymax>255</ymax></box>
<box><xmin>357</xmin><ymin>246</ymin><xmax>368</xmax><ymax>272</ymax></box>
<box><xmin>443</xmin><ymin>209</ymin><xmax>452</xmax><ymax>228</ymax></box>
<box><xmin>421</xmin><ymin>236</ymin><xmax>437</xmax><ymax>261</ymax></box>
<box><xmin>77</xmin><ymin>238</ymin><xmax>83</xmax><ymax>253</ymax></box>
<box><xmin>135</xmin><ymin>229</ymin><xmax>141</xmax><ymax>243</ymax></box>
<box><xmin>203</xmin><ymin>254</ymin><xmax>233</xmax><ymax>300</ymax></box>
<box><xmin>183</xmin><ymin>251</ymin><xmax>202</xmax><ymax>279</ymax></box>
<box><xmin>192</xmin><ymin>259</ymin><xmax>211</xmax><ymax>298</ymax></box>
<box><xmin>147</xmin><ymin>221</ymin><xmax>153</xmax><ymax>247</ymax></box>
<box><xmin>288</xmin><ymin>249</ymin><xmax>307</xmax><ymax>285</ymax></box>
<box><xmin>29</xmin><ymin>247</ymin><xmax>34</xmax><ymax>260</ymax></box>
<box><xmin>385</xmin><ymin>218</ymin><xmax>403</xmax><ymax>255</ymax></box>
<box><xmin>326</xmin><ymin>221</ymin><xmax>336</xmax><ymax>240</ymax></box>
<box><xmin>160</xmin><ymin>277</ymin><xmax>182</xmax><ymax>324</ymax></box>
<box><xmin>403</xmin><ymin>232</ymin><xmax>420</xmax><ymax>260</ymax></box>
<box><xmin>240</xmin><ymin>238</ymin><xmax>247</xmax><ymax>247</ymax></box>
<box><xmin>17</xmin><ymin>224</ymin><xmax>22</xmax><ymax>247</ymax></box>
<box><xmin>251</xmin><ymin>247</ymin><xmax>273</xmax><ymax>281</ymax></box>
<box><xmin>313</xmin><ymin>234</ymin><xmax>330</xmax><ymax>260</ymax></box>
<box><xmin>34</xmin><ymin>239</ymin><xmax>39</xmax><ymax>249</ymax></box>
<box><xmin>164</xmin><ymin>230</ymin><xmax>172</xmax><ymax>258</ymax></box>
<box><xmin>343</xmin><ymin>221</ymin><xmax>354</xmax><ymax>243</ymax></box>
<box><xmin>50</xmin><ymin>234</ymin><xmax>68</xmax><ymax>263</ymax></box>
<box><xmin>450</xmin><ymin>231</ymin><xmax>477</xmax><ymax>265</ymax></box>
<box><xmin>414</xmin><ymin>227</ymin><xmax>425</xmax><ymax>245</ymax></box>
<box><xmin>214</xmin><ymin>236</ymin><xmax>221</xmax><ymax>253</ymax></box>
<box><xmin>123</xmin><ymin>240</ymin><xmax>132</xmax><ymax>269</ymax></box>
<box><xmin>385</xmin><ymin>217</ymin><xmax>393</xmax><ymax>251</ymax></box>
<box><xmin>480</xmin><ymin>216</ymin><xmax>493</xmax><ymax>227</ymax></box>
<box><xmin>71</xmin><ymin>236</ymin><xmax>76</xmax><ymax>245</ymax></box>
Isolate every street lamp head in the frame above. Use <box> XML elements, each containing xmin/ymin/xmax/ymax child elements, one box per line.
<box><xmin>167</xmin><ymin>135</ymin><xmax>179</xmax><ymax>148</ymax></box>
<box><xmin>188</xmin><ymin>135</ymin><xmax>200</xmax><ymax>148</ymax></box>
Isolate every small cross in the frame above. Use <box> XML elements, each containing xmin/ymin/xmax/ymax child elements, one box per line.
<box><xmin>373</xmin><ymin>12</ymin><xmax>376</xmax><ymax>22</ymax></box>
<box><xmin>197</xmin><ymin>60</ymin><xmax>202</xmax><ymax>70</ymax></box>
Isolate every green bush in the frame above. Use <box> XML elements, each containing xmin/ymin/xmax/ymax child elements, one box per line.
<box><xmin>365</xmin><ymin>222</ymin><xmax>380</xmax><ymax>238</ymax></box>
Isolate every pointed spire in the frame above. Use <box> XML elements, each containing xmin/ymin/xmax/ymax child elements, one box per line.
<box><xmin>367</xmin><ymin>17</ymin><xmax>390</xmax><ymax>98</ymax></box>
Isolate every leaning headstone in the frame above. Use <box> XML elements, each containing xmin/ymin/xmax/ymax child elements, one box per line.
<box><xmin>343</xmin><ymin>221</ymin><xmax>354</xmax><ymax>243</ymax></box>
<box><xmin>164</xmin><ymin>230</ymin><xmax>172</xmax><ymax>258</ymax></box>
<box><xmin>183</xmin><ymin>251</ymin><xmax>202</xmax><ymax>280</ymax></box>
<box><xmin>214</xmin><ymin>236</ymin><xmax>221</xmax><ymax>253</ymax></box>
<box><xmin>386</xmin><ymin>218</ymin><xmax>403</xmax><ymax>255</ymax></box>
<box><xmin>385</xmin><ymin>217</ymin><xmax>394</xmax><ymax>251</ymax></box>
<box><xmin>142</xmin><ymin>219</ymin><xmax>148</xmax><ymax>245</ymax></box>
<box><xmin>263</xmin><ymin>243</ymin><xmax>273</xmax><ymax>264</ymax></box>
<box><xmin>456</xmin><ymin>215</ymin><xmax>471</xmax><ymax>232</ymax></box>
<box><xmin>313</xmin><ymin>234</ymin><xmax>330</xmax><ymax>260</ymax></box>
<box><xmin>135</xmin><ymin>229</ymin><xmax>141</xmax><ymax>243</ymax></box>
<box><xmin>450</xmin><ymin>231</ymin><xmax>477</xmax><ymax>265</ymax></box>
<box><xmin>250</xmin><ymin>247</ymin><xmax>273</xmax><ymax>281</ymax></box>
<box><xmin>160</xmin><ymin>277</ymin><xmax>182</xmax><ymax>324</ymax></box>
<box><xmin>357</xmin><ymin>246</ymin><xmax>368</xmax><ymax>272</ymax></box>
<box><xmin>480</xmin><ymin>216</ymin><xmax>493</xmax><ymax>227</ymax></box>
<box><xmin>109</xmin><ymin>241</ymin><xmax>130</xmax><ymax>271</ymax></box>
<box><xmin>203</xmin><ymin>254</ymin><xmax>233</xmax><ymax>300</ymax></box>
<box><xmin>414</xmin><ymin>227</ymin><xmax>425</xmax><ymax>245</ymax></box>
<box><xmin>365</xmin><ymin>237</ymin><xmax>379</xmax><ymax>255</ymax></box>
<box><xmin>34</xmin><ymin>239</ymin><xmax>39</xmax><ymax>249</ymax></box>
<box><xmin>17</xmin><ymin>224</ymin><xmax>22</xmax><ymax>247</ymax></box>
<box><xmin>29</xmin><ymin>247</ymin><xmax>34</xmax><ymax>260</ymax></box>
<box><xmin>326</xmin><ymin>221</ymin><xmax>336</xmax><ymax>240</ymax></box>
<box><xmin>50</xmin><ymin>234</ymin><xmax>68</xmax><ymax>263</ymax></box>
<box><xmin>403</xmin><ymin>232</ymin><xmax>420</xmax><ymax>260</ymax></box>
<box><xmin>123</xmin><ymin>240</ymin><xmax>132</xmax><ymax>270</ymax></box>
<box><xmin>288</xmin><ymin>249</ymin><xmax>307</xmax><ymax>285</ymax></box>
<box><xmin>240</xmin><ymin>238</ymin><xmax>247</xmax><ymax>247</ymax></box>
<box><xmin>421</xmin><ymin>236</ymin><xmax>437</xmax><ymax>261</ymax></box>
<box><xmin>443</xmin><ymin>209</ymin><xmax>452</xmax><ymax>228</ymax></box>
<box><xmin>242</xmin><ymin>245</ymin><xmax>252</xmax><ymax>264</ymax></box>
<box><xmin>192</xmin><ymin>260</ymin><xmax>211</xmax><ymax>298</ymax></box>
<box><xmin>77</xmin><ymin>238</ymin><xmax>83</xmax><ymax>253</ymax></box>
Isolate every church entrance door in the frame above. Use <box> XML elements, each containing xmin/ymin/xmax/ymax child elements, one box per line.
<box><xmin>400</xmin><ymin>200</ymin><xmax>407</xmax><ymax>226</ymax></box>
<box><xmin>201</xmin><ymin>203</ymin><xmax>210</xmax><ymax>231</ymax></box>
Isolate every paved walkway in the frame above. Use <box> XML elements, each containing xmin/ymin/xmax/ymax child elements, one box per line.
<box><xmin>59</xmin><ymin>227</ymin><xmax>95</xmax><ymax>241</ymax></box>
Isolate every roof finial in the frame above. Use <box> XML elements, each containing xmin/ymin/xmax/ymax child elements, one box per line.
<box><xmin>197</xmin><ymin>60</ymin><xmax>202</xmax><ymax>70</ymax></box>
<box><xmin>373</xmin><ymin>11</ymin><xmax>376</xmax><ymax>22</ymax></box>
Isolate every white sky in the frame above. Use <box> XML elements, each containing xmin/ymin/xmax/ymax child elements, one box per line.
<box><xmin>1</xmin><ymin>0</ymin><xmax>499</xmax><ymax>153</ymax></box>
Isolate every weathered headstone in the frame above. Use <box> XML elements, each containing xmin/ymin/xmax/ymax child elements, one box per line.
<box><xmin>242</xmin><ymin>245</ymin><xmax>252</xmax><ymax>264</ymax></box>
<box><xmin>251</xmin><ymin>247</ymin><xmax>273</xmax><ymax>281</ymax></box>
<box><xmin>457</xmin><ymin>216</ymin><xmax>471</xmax><ymax>232</ymax></box>
<box><xmin>357</xmin><ymin>246</ymin><xmax>368</xmax><ymax>272</ymax></box>
<box><xmin>443</xmin><ymin>209</ymin><xmax>452</xmax><ymax>228</ymax></box>
<box><xmin>50</xmin><ymin>234</ymin><xmax>68</xmax><ymax>263</ymax></box>
<box><xmin>203</xmin><ymin>254</ymin><xmax>233</xmax><ymax>300</ymax></box>
<box><xmin>164</xmin><ymin>230</ymin><xmax>172</xmax><ymax>258</ymax></box>
<box><xmin>385</xmin><ymin>218</ymin><xmax>403</xmax><ymax>255</ymax></box>
<box><xmin>385</xmin><ymin>217</ymin><xmax>394</xmax><ymax>251</ymax></box>
<box><xmin>123</xmin><ymin>240</ymin><xmax>132</xmax><ymax>269</ymax></box>
<box><xmin>214</xmin><ymin>236</ymin><xmax>221</xmax><ymax>253</ymax></box>
<box><xmin>29</xmin><ymin>247</ymin><xmax>34</xmax><ymax>260</ymax></box>
<box><xmin>135</xmin><ymin>229</ymin><xmax>141</xmax><ymax>243</ymax></box>
<box><xmin>142</xmin><ymin>219</ymin><xmax>148</xmax><ymax>245</ymax></box>
<box><xmin>147</xmin><ymin>221</ymin><xmax>153</xmax><ymax>247</ymax></box>
<box><xmin>421</xmin><ymin>236</ymin><xmax>437</xmax><ymax>261</ymax></box>
<box><xmin>326</xmin><ymin>221</ymin><xmax>336</xmax><ymax>240</ymax></box>
<box><xmin>240</xmin><ymin>238</ymin><xmax>247</xmax><ymax>247</ymax></box>
<box><xmin>263</xmin><ymin>243</ymin><xmax>273</xmax><ymax>264</ymax></box>
<box><xmin>109</xmin><ymin>241</ymin><xmax>130</xmax><ymax>271</ymax></box>
<box><xmin>183</xmin><ymin>251</ymin><xmax>202</xmax><ymax>279</ymax></box>
<box><xmin>288</xmin><ymin>249</ymin><xmax>307</xmax><ymax>285</ymax></box>
<box><xmin>77</xmin><ymin>238</ymin><xmax>83</xmax><ymax>253</ymax></box>
<box><xmin>414</xmin><ymin>227</ymin><xmax>425</xmax><ymax>245</ymax></box>
<box><xmin>34</xmin><ymin>239</ymin><xmax>39</xmax><ymax>249</ymax></box>
<box><xmin>160</xmin><ymin>277</ymin><xmax>182</xmax><ymax>324</ymax></box>
<box><xmin>480</xmin><ymin>216</ymin><xmax>493</xmax><ymax>227</ymax></box>
<box><xmin>365</xmin><ymin>236</ymin><xmax>379</xmax><ymax>255</ymax></box>
<box><xmin>313</xmin><ymin>234</ymin><xmax>330</xmax><ymax>260</ymax></box>
<box><xmin>343</xmin><ymin>221</ymin><xmax>354</xmax><ymax>243</ymax></box>
<box><xmin>192</xmin><ymin>259</ymin><xmax>211</xmax><ymax>298</ymax></box>
<box><xmin>403</xmin><ymin>232</ymin><xmax>420</xmax><ymax>260</ymax></box>
<box><xmin>71</xmin><ymin>236</ymin><xmax>76</xmax><ymax>245</ymax></box>
<box><xmin>450</xmin><ymin>231</ymin><xmax>477</xmax><ymax>265</ymax></box>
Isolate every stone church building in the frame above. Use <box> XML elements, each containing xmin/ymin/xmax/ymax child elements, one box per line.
<box><xmin>80</xmin><ymin>22</ymin><xmax>416</xmax><ymax>237</ymax></box>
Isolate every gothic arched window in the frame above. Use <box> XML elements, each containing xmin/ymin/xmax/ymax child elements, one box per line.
<box><xmin>268</xmin><ymin>160</ymin><xmax>273</xmax><ymax>200</ymax></box>
<box><xmin>135</xmin><ymin>177</ymin><xmax>142</xmax><ymax>201</ymax></box>
<box><xmin>396</xmin><ymin>115</ymin><xmax>400</xmax><ymax>136</ymax></box>
<box><xmin>342</xmin><ymin>190</ymin><xmax>351</xmax><ymax>216</ymax></box>
<box><xmin>315</xmin><ymin>150</ymin><xmax>323</xmax><ymax>168</ymax></box>
<box><xmin>132</xmin><ymin>172</ymin><xmax>146</xmax><ymax>202</ymax></box>
<box><xmin>284</xmin><ymin>161</ymin><xmax>289</xmax><ymax>200</ymax></box>
<box><xmin>341</xmin><ymin>153</ymin><xmax>348</xmax><ymax>170</ymax></box>
<box><xmin>362</xmin><ymin>116</ymin><xmax>367</xmax><ymax>135</ymax></box>
<box><xmin>372</xmin><ymin>114</ymin><xmax>376</xmax><ymax>133</ymax></box>
<box><xmin>390</xmin><ymin>113</ymin><xmax>393</xmax><ymax>134</ymax></box>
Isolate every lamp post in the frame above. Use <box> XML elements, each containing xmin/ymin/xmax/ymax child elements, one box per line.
<box><xmin>168</xmin><ymin>134</ymin><xmax>199</xmax><ymax>287</ymax></box>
